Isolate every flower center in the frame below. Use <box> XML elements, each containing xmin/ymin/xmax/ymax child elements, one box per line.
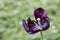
<box><xmin>37</xmin><ymin>18</ymin><xmax>40</xmax><ymax>21</ymax></box>
<box><xmin>37</xmin><ymin>18</ymin><xmax>42</xmax><ymax>30</ymax></box>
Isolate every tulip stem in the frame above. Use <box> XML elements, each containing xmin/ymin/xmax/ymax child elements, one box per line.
<box><xmin>40</xmin><ymin>31</ymin><xmax>43</xmax><ymax>40</ymax></box>
<box><xmin>37</xmin><ymin>18</ymin><xmax>43</xmax><ymax>40</ymax></box>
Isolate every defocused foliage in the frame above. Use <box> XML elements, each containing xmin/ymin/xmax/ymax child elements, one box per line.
<box><xmin>0</xmin><ymin>0</ymin><xmax>60</xmax><ymax>40</ymax></box>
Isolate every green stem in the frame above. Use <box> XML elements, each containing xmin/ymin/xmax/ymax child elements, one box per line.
<box><xmin>40</xmin><ymin>31</ymin><xmax>43</xmax><ymax>40</ymax></box>
<box><xmin>37</xmin><ymin>18</ymin><xmax>43</xmax><ymax>40</ymax></box>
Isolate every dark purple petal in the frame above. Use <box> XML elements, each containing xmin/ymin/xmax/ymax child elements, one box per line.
<box><xmin>40</xmin><ymin>17</ymin><xmax>50</xmax><ymax>31</ymax></box>
<box><xmin>22</xmin><ymin>18</ymin><xmax>40</xmax><ymax>34</ymax></box>
<box><xmin>34</xmin><ymin>8</ymin><xmax>47</xmax><ymax>19</ymax></box>
<box><xmin>27</xmin><ymin>18</ymin><xmax>40</xmax><ymax>33</ymax></box>
<box><xmin>22</xmin><ymin>19</ymin><xmax>29</xmax><ymax>31</ymax></box>
<box><xmin>22</xmin><ymin>19</ymin><xmax>33</xmax><ymax>34</ymax></box>
<box><xmin>34</xmin><ymin>8</ymin><xmax>50</xmax><ymax>31</ymax></box>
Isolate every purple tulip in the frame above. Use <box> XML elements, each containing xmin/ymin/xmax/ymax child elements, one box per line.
<box><xmin>22</xmin><ymin>18</ymin><xmax>40</xmax><ymax>34</ymax></box>
<box><xmin>34</xmin><ymin>8</ymin><xmax>50</xmax><ymax>31</ymax></box>
<box><xmin>22</xmin><ymin>7</ymin><xmax>50</xmax><ymax>34</ymax></box>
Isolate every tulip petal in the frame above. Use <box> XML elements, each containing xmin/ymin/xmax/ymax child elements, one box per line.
<box><xmin>22</xmin><ymin>18</ymin><xmax>40</xmax><ymax>34</ymax></box>
<box><xmin>22</xmin><ymin>19</ymin><xmax>34</xmax><ymax>34</ymax></box>
<box><xmin>40</xmin><ymin>17</ymin><xmax>50</xmax><ymax>31</ymax></box>
<box><xmin>34</xmin><ymin>8</ymin><xmax>47</xmax><ymax>19</ymax></box>
<box><xmin>27</xmin><ymin>18</ymin><xmax>40</xmax><ymax>34</ymax></box>
<box><xmin>34</xmin><ymin>8</ymin><xmax>50</xmax><ymax>31</ymax></box>
<box><xmin>22</xmin><ymin>19</ymin><xmax>29</xmax><ymax>31</ymax></box>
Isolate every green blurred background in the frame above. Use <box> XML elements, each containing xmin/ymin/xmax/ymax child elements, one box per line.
<box><xmin>0</xmin><ymin>0</ymin><xmax>60</xmax><ymax>40</ymax></box>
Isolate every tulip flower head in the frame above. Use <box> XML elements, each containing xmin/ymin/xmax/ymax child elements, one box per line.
<box><xmin>22</xmin><ymin>8</ymin><xmax>50</xmax><ymax>34</ymax></box>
